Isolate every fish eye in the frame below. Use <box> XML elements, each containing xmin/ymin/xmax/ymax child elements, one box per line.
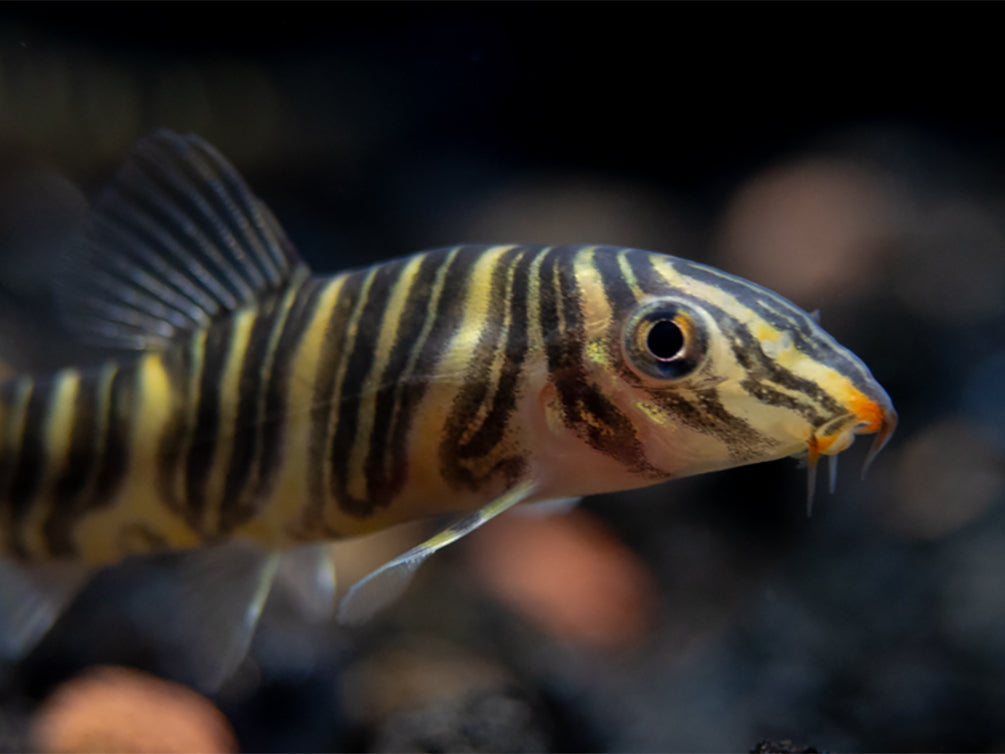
<box><xmin>624</xmin><ymin>299</ymin><xmax>708</xmax><ymax>380</ymax></box>
<box><xmin>646</xmin><ymin>319</ymin><xmax>685</xmax><ymax>360</ymax></box>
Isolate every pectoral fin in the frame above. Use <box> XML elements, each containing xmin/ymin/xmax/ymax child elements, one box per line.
<box><xmin>514</xmin><ymin>496</ymin><xmax>581</xmax><ymax>518</ymax></box>
<box><xmin>337</xmin><ymin>480</ymin><xmax>538</xmax><ymax>625</ymax></box>
<box><xmin>274</xmin><ymin>543</ymin><xmax>338</xmax><ymax>624</ymax></box>
<box><xmin>114</xmin><ymin>542</ymin><xmax>280</xmax><ymax>692</ymax></box>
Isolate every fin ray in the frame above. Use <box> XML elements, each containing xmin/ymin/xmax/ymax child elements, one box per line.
<box><xmin>274</xmin><ymin>544</ymin><xmax>337</xmax><ymax>624</ymax></box>
<box><xmin>337</xmin><ymin>480</ymin><xmax>537</xmax><ymax>625</ymax></box>
<box><xmin>135</xmin><ymin>542</ymin><xmax>281</xmax><ymax>692</ymax></box>
<box><xmin>56</xmin><ymin>130</ymin><xmax>308</xmax><ymax>351</ymax></box>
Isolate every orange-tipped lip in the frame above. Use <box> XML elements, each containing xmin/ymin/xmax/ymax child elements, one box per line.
<box><xmin>849</xmin><ymin>386</ymin><xmax>898</xmax><ymax>478</ymax></box>
<box><xmin>809</xmin><ymin>386</ymin><xmax>897</xmax><ymax>469</ymax></box>
<box><xmin>801</xmin><ymin>383</ymin><xmax>896</xmax><ymax>514</ymax></box>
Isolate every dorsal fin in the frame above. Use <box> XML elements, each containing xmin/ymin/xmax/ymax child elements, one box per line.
<box><xmin>56</xmin><ymin>130</ymin><xmax>310</xmax><ymax>351</ymax></box>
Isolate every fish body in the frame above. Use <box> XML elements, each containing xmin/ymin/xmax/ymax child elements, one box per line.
<box><xmin>0</xmin><ymin>244</ymin><xmax>893</xmax><ymax>561</ymax></box>
<box><xmin>0</xmin><ymin>132</ymin><xmax>895</xmax><ymax>670</ymax></box>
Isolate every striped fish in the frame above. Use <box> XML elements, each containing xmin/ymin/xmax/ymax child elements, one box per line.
<box><xmin>0</xmin><ymin>131</ymin><xmax>895</xmax><ymax>681</ymax></box>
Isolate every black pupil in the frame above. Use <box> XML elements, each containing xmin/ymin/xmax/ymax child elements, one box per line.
<box><xmin>646</xmin><ymin>319</ymin><xmax>685</xmax><ymax>360</ymax></box>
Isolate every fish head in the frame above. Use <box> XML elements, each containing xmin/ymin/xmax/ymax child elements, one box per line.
<box><xmin>567</xmin><ymin>248</ymin><xmax>896</xmax><ymax>490</ymax></box>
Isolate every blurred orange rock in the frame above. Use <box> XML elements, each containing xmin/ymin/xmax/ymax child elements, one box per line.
<box><xmin>30</xmin><ymin>666</ymin><xmax>237</xmax><ymax>754</ymax></box>
<box><xmin>469</xmin><ymin>508</ymin><xmax>657</xmax><ymax>649</ymax></box>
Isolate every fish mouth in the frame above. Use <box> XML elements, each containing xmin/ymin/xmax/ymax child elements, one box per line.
<box><xmin>802</xmin><ymin>384</ymin><xmax>898</xmax><ymax>514</ymax></box>
<box><xmin>843</xmin><ymin>385</ymin><xmax>898</xmax><ymax>478</ymax></box>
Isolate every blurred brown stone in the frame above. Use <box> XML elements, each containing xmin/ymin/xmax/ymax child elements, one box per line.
<box><xmin>340</xmin><ymin>638</ymin><xmax>553</xmax><ymax>752</ymax></box>
<box><xmin>30</xmin><ymin>666</ymin><xmax>237</xmax><ymax>754</ymax></box>
<box><xmin>469</xmin><ymin>508</ymin><xmax>657</xmax><ymax>649</ymax></box>
<box><xmin>884</xmin><ymin>417</ymin><xmax>1004</xmax><ymax>539</ymax></box>
<box><xmin>717</xmin><ymin>158</ymin><xmax>903</xmax><ymax>306</ymax></box>
<box><xmin>340</xmin><ymin>639</ymin><xmax>512</xmax><ymax>725</ymax></box>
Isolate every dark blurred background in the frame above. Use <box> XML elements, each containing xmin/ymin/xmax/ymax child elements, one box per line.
<box><xmin>1</xmin><ymin>4</ymin><xmax>1004</xmax><ymax>752</ymax></box>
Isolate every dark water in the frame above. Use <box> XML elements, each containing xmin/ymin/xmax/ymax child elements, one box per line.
<box><xmin>1</xmin><ymin>6</ymin><xmax>1003</xmax><ymax>752</ymax></box>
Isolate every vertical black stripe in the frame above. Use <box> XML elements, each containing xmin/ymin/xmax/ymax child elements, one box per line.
<box><xmin>460</xmin><ymin>250</ymin><xmax>529</xmax><ymax>466</ymax></box>
<box><xmin>329</xmin><ymin>258</ymin><xmax>409</xmax><ymax>516</ymax></box>
<box><xmin>623</xmin><ymin>249</ymin><xmax>666</xmax><ymax>300</ymax></box>
<box><xmin>255</xmin><ymin>276</ymin><xmax>326</xmax><ymax>510</ymax></box>
<box><xmin>376</xmin><ymin>247</ymin><xmax>478</xmax><ymax>502</ymax></box>
<box><xmin>440</xmin><ymin>246</ymin><xmax>528</xmax><ymax>489</ymax></box>
<box><xmin>387</xmin><ymin>247</ymin><xmax>477</xmax><ymax>484</ymax></box>
<box><xmin>216</xmin><ymin>293</ymin><xmax>286</xmax><ymax>532</ymax></box>
<box><xmin>593</xmin><ymin>246</ymin><xmax>638</xmax><ymax>336</ymax></box>
<box><xmin>6</xmin><ymin>376</ymin><xmax>55</xmax><ymax>555</ymax></box>
<box><xmin>361</xmin><ymin>250</ymin><xmax>450</xmax><ymax>505</ymax></box>
<box><xmin>539</xmin><ymin>246</ymin><xmax>578</xmax><ymax>378</ymax></box>
<box><xmin>305</xmin><ymin>272</ymin><xmax>366</xmax><ymax>533</ymax></box>
<box><xmin>542</xmin><ymin>247</ymin><xmax>660</xmax><ymax>475</ymax></box>
<box><xmin>0</xmin><ymin>378</ymin><xmax>29</xmax><ymax>504</ymax></box>
<box><xmin>184</xmin><ymin>317</ymin><xmax>234</xmax><ymax>533</ymax></box>
<box><xmin>91</xmin><ymin>365</ymin><xmax>135</xmax><ymax>510</ymax></box>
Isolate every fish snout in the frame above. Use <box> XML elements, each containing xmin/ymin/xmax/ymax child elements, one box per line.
<box><xmin>809</xmin><ymin>382</ymin><xmax>897</xmax><ymax>467</ymax></box>
<box><xmin>854</xmin><ymin>384</ymin><xmax>898</xmax><ymax>478</ymax></box>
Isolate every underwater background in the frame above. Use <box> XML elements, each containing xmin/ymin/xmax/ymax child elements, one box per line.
<box><xmin>1</xmin><ymin>5</ymin><xmax>1003</xmax><ymax>752</ymax></box>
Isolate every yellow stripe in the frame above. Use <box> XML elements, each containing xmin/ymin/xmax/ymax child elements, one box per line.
<box><xmin>347</xmin><ymin>254</ymin><xmax>423</xmax><ymax>501</ymax></box>
<box><xmin>459</xmin><ymin>247</ymin><xmax>522</xmax><ymax>446</ymax></box>
<box><xmin>49</xmin><ymin>363</ymin><xmax>118</xmax><ymax>556</ymax></box>
<box><xmin>254</xmin><ymin>277</ymin><xmax>344</xmax><ymax>542</ymax></box>
<box><xmin>23</xmin><ymin>370</ymin><xmax>80</xmax><ymax>555</ymax></box>
<box><xmin>525</xmin><ymin>247</ymin><xmax>549</xmax><ymax>357</ymax></box>
<box><xmin>75</xmin><ymin>354</ymin><xmax>199</xmax><ymax>561</ymax></box>
<box><xmin>616</xmin><ymin>248</ymin><xmax>645</xmax><ymax>302</ymax></box>
<box><xmin>203</xmin><ymin>307</ymin><xmax>257</xmax><ymax>532</ymax></box>
<box><xmin>575</xmin><ymin>248</ymin><xmax>617</xmax><ymax>368</ymax></box>
<box><xmin>445</xmin><ymin>245</ymin><xmax>514</xmax><ymax>367</ymax></box>
<box><xmin>381</xmin><ymin>246</ymin><xmax>460</xmax><ymax>483</ymax></box>
<box><xmin>442</xmin><ymin>244</ymin><xmax>514</xmax><ymax>396</ymax></box>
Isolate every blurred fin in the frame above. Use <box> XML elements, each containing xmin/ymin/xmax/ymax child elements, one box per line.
<box><xmin>0</xmin><ymin>561</ymin><xmax>90</xmax><ymax>661</ymax></box>
<box><xmin>55</xmin><ymin>130</ymin><xmax>309</xmax><ymax>351</ymax></box>
<box><xmin>514</xmin><ymin>496</ymin><xmax>581</xmax><ymax>518</ymax></box>
<box><xmin>148</xmin><ymin>542</ymin><xmax>280</xmax><ymax>692</ymax></box>
<box><xmin>275</xmin><ymin>543</ymin><xmax>337</xmax><ymax>624</ymax></box>
<box><xmin>827</xmin><ymin>453</ymin><xmax>839</xmax><ymax>495</ymax></box>
<box><xmin>337</xmin><ymin>480</ymin><xmax>537</xmax><ymax>625</ymax></box>
<box><xmin>809</xmin><ymin>309</ymin><xmax>821</xmax><ymax>324</ymax></box>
